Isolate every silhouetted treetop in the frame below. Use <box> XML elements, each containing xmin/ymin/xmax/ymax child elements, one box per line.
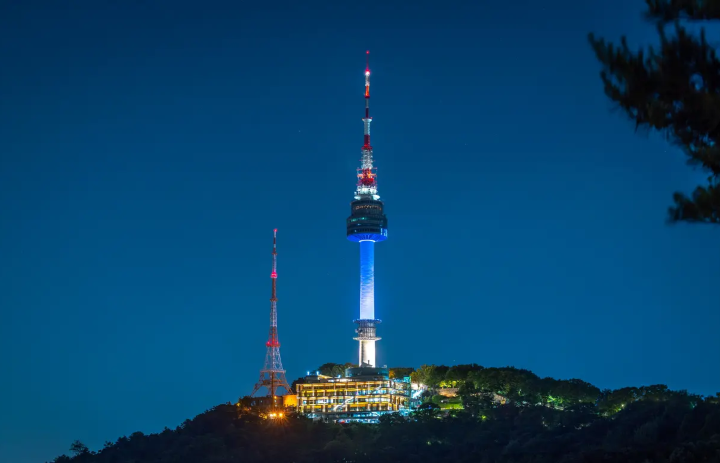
<box><xmin>589</xmin><ymin>0</ymin><xmax>720</xmax><ymax>224</ymax></box>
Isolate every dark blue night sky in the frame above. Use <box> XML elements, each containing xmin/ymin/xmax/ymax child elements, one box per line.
<box><xmin>1</xmin><ymin>1</ymin><xmax>718</xmax><ymax>462</ymax></box>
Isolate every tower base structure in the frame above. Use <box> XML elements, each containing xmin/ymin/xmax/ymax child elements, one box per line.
<box><xmin>354</xmin><ymin>318</ymin><xmax>381</xmax><ymax>367</ymax></box>
<box><xmin>250</xmin><ymin>368</ymin><xmax>291</xmax><ymax>402</ymax></box>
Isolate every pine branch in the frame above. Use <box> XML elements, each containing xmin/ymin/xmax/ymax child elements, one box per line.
<box><xmin>645</xmin><ymin>0</ymin><xmax>720</xmax><ymax>22</ymax></box>
<box><xmin>589</xmin><ymin>4</ymin><xmax>720</xmax><ymax>224</ymax></box>
<box><xmin>669</xmin><ymin>184</ymin><xmax>720</xmax><ymax>223</ymax></box>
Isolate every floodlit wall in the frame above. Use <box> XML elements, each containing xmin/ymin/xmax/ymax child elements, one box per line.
<box><xmin>296</xmin><ymin>378</ymin><xmax>410</xmax><ymax>415</ymax></box>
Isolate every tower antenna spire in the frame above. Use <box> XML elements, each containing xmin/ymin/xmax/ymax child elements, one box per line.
<box><xmin>358</xmin><ymin>50</ymin><xmax>377</xmax><ymax>200</ymax></box>
<box><xmin>250</xmin><ymin>229</ymin><xmax>291</xmax><ymax>404</ymax></box>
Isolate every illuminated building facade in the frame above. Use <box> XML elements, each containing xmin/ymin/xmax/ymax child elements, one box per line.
<box><xmin>296</xmin><ymin>367</ymin><xmax>410</xmax><ymax>423</ymax></box>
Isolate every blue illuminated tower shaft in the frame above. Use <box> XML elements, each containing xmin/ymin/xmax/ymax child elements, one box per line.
<box><xmin>357</xmin><ymin>240</ymin><xmax>377</xmax><ymax>364</ymax></box>
<box><xmin>347</xmin><ymin>51</ymin><xmax>388</xmax><ymax>368</ymax></box>
<box><xmin>359</xmin><ymin>240</ymin><xmax>375</xmax><ymax>320</ymax></box>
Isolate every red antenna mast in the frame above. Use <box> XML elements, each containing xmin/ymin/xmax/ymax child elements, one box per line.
<box><xmin>357</xmin><ymin>51</ymin><xmax>378</xmax><ymax>195</ymax></box>
<box><xmin>250</xmin><ymin>229</ymin><xmax>291</xmax><ymax>402</ymax></box>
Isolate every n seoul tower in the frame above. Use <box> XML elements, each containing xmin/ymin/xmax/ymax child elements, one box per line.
<box><xmin>347</xmin><ymin>51</ymin><xmax>388</xmax><ymax>368</ymax></box>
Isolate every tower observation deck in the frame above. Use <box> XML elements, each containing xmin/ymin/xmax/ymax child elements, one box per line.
<box><xmin>347</xmin><ymin>51</ymin><xmax>388</xmax><ymax>368</ymax></box>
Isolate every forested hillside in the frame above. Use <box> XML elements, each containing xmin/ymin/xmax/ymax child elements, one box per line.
<box><xmin>50</xmin><ymin>364</ymin><xmax>720</xmax><ymax>463</ymax></box>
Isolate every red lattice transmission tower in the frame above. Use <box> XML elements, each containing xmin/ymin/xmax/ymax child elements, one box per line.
<box><xmin>250</xmin><ymin>229</ymin><xmax>291</xmax><ymax>400</ymax></box>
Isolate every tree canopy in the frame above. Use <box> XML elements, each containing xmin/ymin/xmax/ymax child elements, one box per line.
<box><xmin>589</xmin><ymin>0</ymin><xmax>720</xmax><ymax>224</ymax></box>
<box><xmin>316</xmin><ymin>362</ymin><xmax>355</xmax><ymax>377</ymax></box>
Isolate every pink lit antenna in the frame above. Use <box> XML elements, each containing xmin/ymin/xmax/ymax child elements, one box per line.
<box><xmin>271</xmin><ymin>228</ymin><xmax>277</xmax><ymax>278</ymax></box>
<box><xmin>250</xmin><ymin>229</ymin><xmax>291</xmax><ymax>399</ymax></box>
<box><xmin>358</xmin><ymin>51</ymin><xmax>376</xmax><ymax>192</ymax></box>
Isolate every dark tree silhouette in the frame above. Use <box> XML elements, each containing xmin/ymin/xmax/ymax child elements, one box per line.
<box><xmin>589</xmin><ymin>0</ymin><xmax>720</xmax><ymax>224</ymax></box>
<box><xmin>69</xmin><ymin>441</ymin><xmax>89</xmax><ymax>457</ymax></box>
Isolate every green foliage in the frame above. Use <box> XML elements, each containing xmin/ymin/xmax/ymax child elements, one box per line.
<box><xmin>411</xmin><ymin>364</ymin><xmax>450</xmax><ymax>388</ymax></box>
<box><xmin>442</xmin><ymin>363</ymin><xmax>483</xmax><ymax>387</ymax></box>
<box><xmin>388</xmin><ymin>367</ymin><xmax>414</xmax><ymax>379</ymax></box>
<box><xmin>411</xmin><ymin>362</ymin><xmax>714</xmax><ymax>420</ymax></box>
<box><xmin>316</xmin><ymin>362</ymin><xmax>354</xmax><ymax>377</ymax></box>
<box><xmin>412</xmin><ymin>364</ymin><xmax>606</xmax><ymax>409</ymax></box>
<box><xmin>427</xmin><ymin>394</ymin><xmax>463</xmax><ymax>410</ymax></box>
<box><xmin>466</xmin><ymin>366</ymin><xmax>542</xmax><ymax>404</ymax></box>
<box><xmin>589</xmin><ymin>0</ymin><xmax>720</xmax><ymax>224</ymax></box>
<box><xmin>542</xmin><ymin>378</ymin><xmax>601</xmax><ymax>407</ymax></box>
<box><xmin>439</xmin><ymin>397</ymin><xmax>463</xmax><ymax>410</ymax></box>
<box><xmin>410</xmin><ymin>364</ymin><xmax>436</xmax><ymax>387</ymax></box>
